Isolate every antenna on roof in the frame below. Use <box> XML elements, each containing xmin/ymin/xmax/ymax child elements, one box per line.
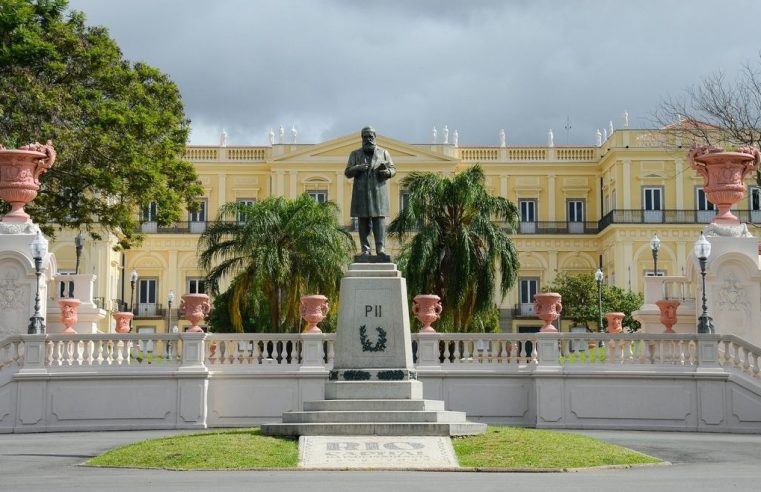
<box><xmin>564</xmin><ymin>116</ymin><xmax>572</xmax><ymax>144</ymax></box>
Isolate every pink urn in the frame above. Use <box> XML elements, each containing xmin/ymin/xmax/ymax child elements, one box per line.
<box><xmin>412</xmin><ymin>294</ymin><xmax>442</xmax><ymax>333</ymax></box>
<box><xmin>605</xmin><ymin>312</ymin><xmax>625</xmax><ymax>333</ymax></box>
<box><xmin>534</xmin><ymin>292</ymin><xmax>562</xmax><ymax>333</ymax></box>
<box><xmin>113</xmin><ymin>311</ymin><xmax>133</xmax><ymax>333</ymax></box>
<box><xmin>655</xmin><ymin>299</ymin><xmax>680</xmax><ymax>333</ymax></box>
<box><xmin>58</xmin><ymin>298</ymin><xmax>81</xmax><ymax>334</ymax></box>
<box><xmin>300</xmin><ymin>294</ymin><xmax>329</xmax><ymax>334</ymax></box>
<box><xmin>0</xmin><ymin>141</ymin><xmax>56</xmax><ymax>223</ymax></box>
<box><xmin>180</xmin><ymin>293</ymin><xmax>211</xmax><ymax>333</ymax></box>
<box><xmin>688</xmin><ymin>144</ymin><xmax>760</xmax><ymax>225</ymax></box>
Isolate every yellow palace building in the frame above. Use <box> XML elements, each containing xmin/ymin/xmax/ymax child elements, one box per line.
<box><xmin>49</xmin><ymin>126</ymin><xmax>760</xmax><ymax>334</ymax></box>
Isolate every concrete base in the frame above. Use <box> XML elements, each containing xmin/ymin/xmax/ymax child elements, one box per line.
<box><xmin>261</xmin><ymin>422</ymin><xmax>487</xmax><ymax>436</ymax></box>
<box><xmin>324</xmin><ymin>380</ymin><xmax>423</xmax><ymax>399</ymax></box>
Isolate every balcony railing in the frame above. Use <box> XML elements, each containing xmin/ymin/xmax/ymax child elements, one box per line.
<box><xmin>598</xmin><ymin>209</ymin><xmax>761</xmax><ymax>231</ymax></box>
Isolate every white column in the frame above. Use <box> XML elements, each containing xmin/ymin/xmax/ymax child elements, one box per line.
<box><xmin>288</xmin><ymin>171</ymin><xmax>298</xmax><ymax>198</ymax></box>
<box><xmin>500</xmin><ymin>175</ymin><xmax>508</xmax><ymax>197</ymax></box>
<box><xmin>675</xmin><ymin>158</ymin><xmax>684</xmax><ymax>209</ymax></box>
<box><xmin>622</xmin><ymin>160</ymin><xmax>631</xmax><ymax>209</ymax></box>
<box><xmin>275</xmin><ymin>170</ymin><xmax>285</xmax><ymax>196</ymax></box>
<box><xmin>217</xmin><ymin>174</ymin><xmax>226</xmax><ymax>210</ymax></box>
<box><xmin>547</xmin><ymin>175</ymin><xmax>556</xmax><ymax>221</ymax></box>
<box><xmin>335</xmin><ymin>171</ymin><xmax>345</xmax><ymax>219</ymax></box>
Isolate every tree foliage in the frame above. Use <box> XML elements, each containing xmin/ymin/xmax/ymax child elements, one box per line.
<box><xmin>199</xmin><ymin>195</ymin><xmax>355</xmax><ymax>333</ymax></box>
<box><xmin>388</xmin><ymin>165</ymin><xmax>520</xmax><ymax>332</ymax></box>
<box><xmin>543</xmin><ymin>272</ymin><xmax>643</xmax><ymax>332</ymax></box>
<box><xmin>0</xmin><ymin>0</ymin><xmax>202</xmax><ymax>248</ymax></box>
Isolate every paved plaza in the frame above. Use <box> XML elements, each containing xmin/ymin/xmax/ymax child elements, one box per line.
<box><xmin>0</xmin><ymin>429</ymin><xmax>759</xmax><ymax>491</ymax></box>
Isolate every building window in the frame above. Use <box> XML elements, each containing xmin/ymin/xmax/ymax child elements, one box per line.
<box><xmin>519</xmin><ymin>200</ymin><xmax>536</xmax><ymax>233</ymax></box>
<box><xmin>696</xmin><ymin>188</ymin><xmax>716</xmax><ymax>223</ymax></box>
<box><xmin>187</xmin><ymin>277</ymin><xmax>206</xmax><ymax>295</ymax></box>
<box><xmin>399</xmin><ymin>191</ymin><xmax>410</xmax><ymax>212</ymax></box>
<box><xmin>518</xmin><ymin>278</ymin><xmax>539</xmax><ymax>315</ymax></box>
<box><xmin>189</xmin><ymin>200</ymin><xmax>207</xmax><ymax>233</ymax></box>
<box><xmin>138</xmin><ymin>278</ymin><xmax>158</xmax><ymax>316</ymax></box>
<box><xmin>567</xmin><ymin>200</ymin><xmax>584</xmax><ymax>233</ymax></box>
<box><xmin>307</xmin><ymin>190</ymin><xmax>327</xmax><ymax>204</ymax></box>
<box><xmin>642</xmin><ymin>187</ymin><xmax>663</xmax><ymax>223</ymax></box>
<box><xmin>141</xmin><ymin>202</ymin><xmax>158</xmax><ymax>233</ymax></box>
<box><xmin>236</xmin><ymin>198</ymin><xmax>256</xmax><ymax>223</ymax></box>
<box><xmin>750</xmin><ymin>187</ymin><xmax>761</xmax><ymax>223</ymax></box>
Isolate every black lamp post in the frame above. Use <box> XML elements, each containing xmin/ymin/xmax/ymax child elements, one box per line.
<box><xmin>167</xmin><ymin>290</ymin><xmax>175</xmax><ymax>329</ymax></box>
<box><xmin>28</xmin><ymin>231</ymin><xmax>48</xmax><ymax>334</ymax></box>
<box><xmin>68</xmin><ymin>231</ymin><xmax>84</xmax><ymax>298</ymax></box>
<box><xmin>595</xmin><ymin>268</ymin><xmax>604</xmax><ymax>332</ymax></box>
<box><xmin>694</xmin><ymin>233</ymin><xmax>714</xmax><ymax>334</ymax></box>
<box><xmin>129</xmin><ymin>269</ymin><xmax>138</xmax><ymax>313</ymax></box>
<box><xmin>650</xmin><ymin>233</ymin><xmax>660</xmax><ymax>276</ymax></box>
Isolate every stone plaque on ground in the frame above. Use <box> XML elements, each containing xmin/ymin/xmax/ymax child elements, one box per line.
<box><xmin>299</xmin><ymin>436</ymin><xmax>459</xmax><ymax>469</ymax></box>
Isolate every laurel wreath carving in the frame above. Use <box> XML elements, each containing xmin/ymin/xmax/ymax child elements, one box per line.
<box><xmin>359</xmin><ymin>325</ymin><xmax>387</xmax><ymax>352</ymax></box>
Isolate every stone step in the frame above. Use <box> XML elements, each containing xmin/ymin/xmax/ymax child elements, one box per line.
<box><xmin>325</xmin><ymin>381</ymin><xmax>423</xmax><ymax>400</ymax></box>
<box><xmin>282</xmin><ymin>410</ymin><xmax>467</xmax><ymax>424</ymax></box>
<box><xmin>303</xmin><ymin>399</ymin><xmax>446</xmax><ymax>412</ymax></box>
<box><xmin>260</xmin><ymin>422</ymin><xmax>487</xmax><ymax>437</ymax></box>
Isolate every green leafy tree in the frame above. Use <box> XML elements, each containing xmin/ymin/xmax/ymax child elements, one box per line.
<box><xmin>199</xmin><ymin>195</ymin><xmax>354</xmax><ymax>333</ymax></box>
<box><xmin>0</xmin><ymin>0</ymin><xmax>202</xmax><ymax>248</ymax></box>
<box><xmin>543</xmin><ymin>272</ymin><xmax>644</xmax><ymax>331</ymax></box>
<box><xmin>388</xmin><ymin>165</ymin><xmax>520</xmax><ymax>332</ymax></box>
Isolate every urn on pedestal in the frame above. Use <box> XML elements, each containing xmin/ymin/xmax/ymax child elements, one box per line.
<box><xmin>180</xmin><ymin>293</ymin><xmax>211</xmax><ymax>333</ymax></box>
<box><xmin>412</xmin><ymin>294</ymin><xmax>442</xmax><ymax>333</ymax></box>
<box><xmin>534</xmin><ymin>292</ymin><xmax>562</xmax><ymax>333</ymax></box>
<box><xmin>0</xmin><ymin>141</ymin><xmax>56</xmax><ymax>223</ymax></box>
<box><xmin>655</xmin><ymin>299</ymin><xmax>680</xmax><ymax>333</ymax></box>
<box><xmin>300</xmin><ymin>294</ymin><xmax>329</xmax><ymax>334</ymax></box>
<box><xmin>58</xmin><ymin>298</ymin><xmax>81</xmax><ymax>334</ymax></box>
<box><xmin>688</xmin><ymin>144</ymin><xmax>760</xmax><ymax>225</ymax></box>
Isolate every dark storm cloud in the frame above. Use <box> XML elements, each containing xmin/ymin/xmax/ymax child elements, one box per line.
<box><xmin>67</xmin><ymin>0</ymin><xmax>761</xmax><ymax>146</ymax></box>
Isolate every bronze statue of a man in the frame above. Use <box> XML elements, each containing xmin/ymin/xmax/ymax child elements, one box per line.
<box><xmin>345</xmin><ymin>126</ymin><xmax>396</xmax><ymax>257</ymax></box>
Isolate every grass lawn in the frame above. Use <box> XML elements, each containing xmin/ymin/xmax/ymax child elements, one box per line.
<box><xmin>86</xmin><ymin>426</ymin><xmax>660</xmax><ymax>471</ymax></box>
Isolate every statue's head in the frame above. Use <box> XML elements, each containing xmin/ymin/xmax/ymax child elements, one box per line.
<box><xmin>361</xmin><ymin>126</ymin><xmax>376</xmax><ymax>151</ymax></box>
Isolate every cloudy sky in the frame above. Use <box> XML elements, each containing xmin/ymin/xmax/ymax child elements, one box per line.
<box><xmin>67</xmin><ymin>0</ymin><xmax>761</xmax><ymax>147</ymax></box>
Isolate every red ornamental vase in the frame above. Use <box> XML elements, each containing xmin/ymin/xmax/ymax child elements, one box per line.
<box><xmin>655</xmin><ymin>299</ymin><xmax>680</xmax><ymax>334</ymax></box>
<box><xmin>180</xmin><ymin>293</ymin><xmax>211</xmax><ymax>333</ymax></box>
<box><xmin>688</xmin><ymin>144</ymin><xmax>760</xmax><ymax>225</ymax></box>
<box><xmin>534</xmin><ymin>292</ymin><xmax>562</xmax><ymax>333</ymax></box>
<box><xmin>113</xmin><ymin>312</ymin><xmax>133</xmax><ymax>333</ymax></box>
<box><xmin>58</xmin><ymin>298</ymin><xmax>81</xmax><ymax>334</ymax></box>
<box><xmin>300</xmin><ymin>294</ymin><xmax>329</xmax><ymax>334</ymax></box>
<box><xmin>606</xmin><ymin>312</ymin><xmax>625</xmax><ymax>333</ymax></box>
<box><xmin>412</xmin><ymin>294</ymin><xmax>442</xmax><ymax>333</ymax></box>
<box><xmin>0</xmin><ymin>141</ymin><xmax>56</xmax><ymax>223</ymax></box>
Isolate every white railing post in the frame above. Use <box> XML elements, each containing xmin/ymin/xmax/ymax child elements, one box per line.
<box><xmin>18</xmin><ymin>334</ymin><xmax>47</xmax><ymax>374</ymax></box>
<box><xmin>697</xmin><ymin>334</ymin><xmax>722</xmax><ymax>371</ymax></box>
<box><xmin>300</xmin><ymin>333</ymin><xmax>327</xmax><ymax>371</ymax></box>
<box><xmin>416</xmin><ymin>333</ymin><xmax>442</xmax><ymax>368</ymax></box>
<box><xmin>179</xmin><ymin>332</ymin><xmax>206</xmax><ymax>371</ymax></box>
<box><xmin>536</xmin><ymin>333</ymin><xmax>561</xmax><ymax>371</ymax></box>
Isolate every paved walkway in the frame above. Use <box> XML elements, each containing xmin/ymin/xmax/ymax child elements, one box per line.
<box><xmin>1</xmin><ymin>429</ymin><xmax>760</xmax><ymax>491</ymax></box>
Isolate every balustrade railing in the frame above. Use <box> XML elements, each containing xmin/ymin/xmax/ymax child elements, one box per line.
<box><xmin>0</xmin><ymin>333</ymin><xmax>758</xmax><ymax>382</ymax></box>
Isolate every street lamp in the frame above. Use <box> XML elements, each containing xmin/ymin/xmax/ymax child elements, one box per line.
<box><xmin>595</xmin><ymin>268</ymin><xmax>604</xmax><ymax>332</ymax></box>
<box><xmin>129</xmin><ymin>269</ymin><xmax>138</xmax><ymax>314</ymax></box>
<box><xmin>68</xmin><ymin>231</ymin><xmax>84</xmax><ymax>298</ymax></box>
<box><xmin>694</xmin><ymin>232</ymin><xmax>714</xmax><ymax>334</ymax></box>
<box><xmin>167</xmin><ymin>290</ymin><xmax>175</xmax><ymax>329</ymax></box>
<box><xmin>28</xmin><ymin>231</ymin><xmax>48</xmax><ymax>334</ymax></box>
<box><xmin>650</xmin><ymin>233</ymin><xmax>660</xmax><ymax>276</ymax></box>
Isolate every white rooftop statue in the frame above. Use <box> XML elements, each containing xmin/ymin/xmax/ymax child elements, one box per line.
<box><xmin>453</xmin><ymin>129</ymin><xmax>459</xmax><ymax>147</ymax></box>
<box><xmin>291</xmin><ymin>125</ymin><xmax>297</xmax><ymax>144</ymax></box>
<box><xmin>220</xmin><ymin>128</ymin><xmax>228</xmax><ymax>147</ymax></box>
<box><xmin>499</xmin><ymin>129</ymin><xmax>506</xmax><ymax>147</ymax></box>
<box><xmin>432</xmin><ymin>126</ymin><xmax>437</xmax><ymax>144</ymax></box>
<box><xmin>268</xmin><ymin>128</ymin><xmax>275</xmax><ymax>146</ymax></box>
<box><xmin>609</xmin><ymin>120</ymin><xmax>614</xmax><ymax>136</ymax></box>
<box><xmin>547</xmin><ymin>129</ymin><xmax>554</xmax><ymax>148</ymax></box>
<box><xmin>443</xmin><ymin>125</ymin><xmax>449</xmax><ymax>145</ymax></box>
<box><xmin>603</xmin><ymin>128</ymin><xmax>608</xmax><ymax>141</ymax></box>
<box><xmin>595</xmin><ymin>129</ymin><xmax>602</xmax><ymax>147</ymax></box>
<box><xmin>623</xmin><ymin>111</ymin><xmax>629</xmax><ymax>128</ymax></box>
<box><xmin>278</xmin><ymin>125</ymin><xmax>285</xmax><ymax>144</ymax></box>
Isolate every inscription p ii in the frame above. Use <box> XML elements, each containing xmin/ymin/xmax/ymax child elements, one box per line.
<box><xmin>365</xmin><ymin>304</ymin><xmax>382</xmax><ymax>317</ymax></box>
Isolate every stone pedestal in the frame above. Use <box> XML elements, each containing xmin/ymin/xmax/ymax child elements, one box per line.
<box><xmin>46</xmin><ymin>274</ymin><xmax>106</xmax><ymax>334</ymax></box>
<box><xmin>0</xmin><ymin>222</ymin><xmax>55</xmax><ymax>337</ymax></box>
<box><xmin>262</xmin><ymin>262</ymin><xmax>486</xmax><ymax>437</ymax></box>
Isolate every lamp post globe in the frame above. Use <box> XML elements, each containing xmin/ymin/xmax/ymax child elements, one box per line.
<box><xmin>650</xmin><ymin>233</ymin><xmax>660</xmax><ymax>276</ymax></box>
<box><xmin>694</xmin><ymin>233</ymin><xmax>714</xmax><ymax>334</ymax></box>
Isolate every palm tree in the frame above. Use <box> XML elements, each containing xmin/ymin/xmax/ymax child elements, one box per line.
<box><xmin>198</xmin><ymin>195</ymin><xmax>354</xmax><ymax>332</ymax></box>
<box><xmin>388</xmin><ymin>165</ymin><xmax>520</xmax><ymax>331</ymax></box>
